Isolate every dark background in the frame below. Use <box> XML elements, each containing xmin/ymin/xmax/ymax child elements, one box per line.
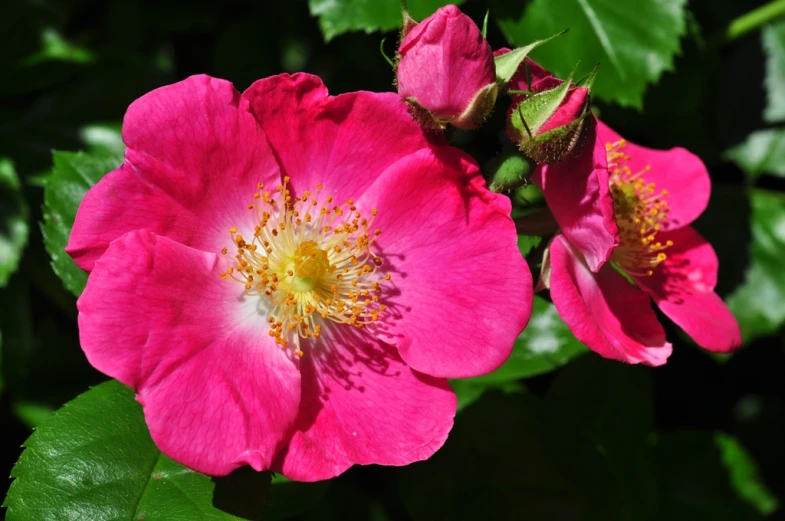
<box><xmin>1</xmin><ymin>0</ymin><xmax>783</xmax><ymax>519</ymax></box>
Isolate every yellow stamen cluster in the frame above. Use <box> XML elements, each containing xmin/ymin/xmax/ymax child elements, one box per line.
<box><xmin>606</xmin><ymin>140</ymin><xmax>673</xmax><ymax>277</ymax></box>
<box><xmin>220</xmin><ymin>177</ymin><xmax>389</xmax><ymax>355</ymax></box>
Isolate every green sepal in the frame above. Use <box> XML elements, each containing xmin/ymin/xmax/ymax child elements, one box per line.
<box><xmin>576</xmin><ymin>63</ymin><xmax>600</xmax><ymax>90</ymax></box>
<box><xmin>518</xmin><ymin>111</ymin><xmax>592</xmax><ymax>164</ymax></box>
<box><xmin>494</xmin><ymin>30</ymin><xmax>567</xmax><ymax>88</ymax></box>
<box><xmin>452</xmin><ymin>82</ymin><xmax>498</xmax><ymax>130</ymax></box>
<box><xmin>508</xmin><ymin>70</ymin><xmax>574</xmax><ymax>139</ymax></box>
<box><xmin>399</xmin><ymin>0</ymin><xmax>417</xmax><ymax>39</ymax></box>
<box><xmin>403</xmin><ymin>97</ymin><xmax>449</xmax><ymax>132</ymax></box>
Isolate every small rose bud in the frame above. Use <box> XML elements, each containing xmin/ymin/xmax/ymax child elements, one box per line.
<box><xmin>502</xmin><ymin>55</ymin><xmax>595</xmax><ymax>164</ymax></box>
<box><xmin>397</xmin><ymin>5</ymin><xmax>497</xmax><ymax>130</ymax></box>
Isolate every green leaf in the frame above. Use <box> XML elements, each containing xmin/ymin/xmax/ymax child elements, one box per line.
<box><xmin>0</xmin><ymin>159</ymin><xmax>29</xmax><ymax>287</ymax></box>
<box><xmin>517</xmin><ymin>233</ymin><xmax>542</xmax><ymax>257</ymax></box>
<box><xmin>4</xmin><ymin>380</ymin><xmax>305</xmax><ymax>521</ymax></box>
<box><xmin>308</xmin><ymin>0</ymin><xmax>465</xmax><ymax>41</ymax></box>
<box><xmin>494</xmin><ymin>0</ymin><xmax>687</xmax><ymax>108</ymax></box>
<box><xmin>763</xmin><ymin>21</ymin><xmax>785</xmax><ymax>123</ymax></box>
<box><xmin>727</xmin><ymin>189</ymin><xmax>785</xmax><ymax>343</ymax></box>
<box><xmin>396</xmin><ymin>392</ymin><xmax>621</xmax><ymax>521</ymax></box>
<box><xmin>726</xmin><ymin>128</ymin><xmax>785</xmax><ymax>182</ymax></box>
<box><xmin>41</xmin><ymin>150</ymin><xmax>122</xmax><ymax>297</ymax></box>
<box><xmin>547</xmin><ymin>356</ymin><xmax>657</xmax><ymax>520</ymax></box>
<box><xmin>12</xmin><ymin>401</ymin><xmax>54</xmax><ymax>429</ymax></box>
<box><xmin>21</xmin><ymin>28</ymin><xmax>94</xmax><ymax>66</ymax></box>
<box><xmin>715</xmin><ymin>433</ymin><xmax>779</xmax><ymax>515</ymax></box>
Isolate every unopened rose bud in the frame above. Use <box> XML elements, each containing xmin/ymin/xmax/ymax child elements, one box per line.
<box><xmin>396</xmin><ymin>5</ymin><xmax>497</xmax><ymax>130</ymax></box>
<box><xmin>502</xmin><ymin>55</ymin><xmax>596</xmax><ymax>164</ymax></box>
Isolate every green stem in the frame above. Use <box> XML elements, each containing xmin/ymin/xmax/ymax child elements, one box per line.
<box><xmin>725</xmin><ymin>0</ymin><xmax>785</xmax><ymax>42</ymax></box>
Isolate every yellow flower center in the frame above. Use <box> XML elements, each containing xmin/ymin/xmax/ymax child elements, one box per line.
<box><xmin>220</xmin><ymin>176</ymin><xmax>390</xmax><ymax>356</ymax></box>
<box><xmin>606</xmin><ymin>140</ymin><xmax>673</xmax><ymax>277</ymax></box>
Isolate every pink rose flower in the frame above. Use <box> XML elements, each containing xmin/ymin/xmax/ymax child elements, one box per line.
<box><xmin>397</xmin><ymin>5</ymin><xmax>497</xmax><ymax>130</ymax></box>
<box><xmin>541</xmin><ymin>121</ymin><xmax>741</xmax><ymax>365</ymax></box>
<box><xmin>66</xmin><ymin>73</ymin><xmax>532</xmax><ymax>480</ymax></box>
<box><xmin>534</xmin><ymin>119</ymin><xmax>619</xmax><ymax>272</ymax></box>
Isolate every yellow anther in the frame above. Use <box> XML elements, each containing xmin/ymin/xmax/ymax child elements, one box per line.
<box><xmin>221</xmin><ymin>179</ymin><xmax>391</xmax><ymax>351</ymax></box>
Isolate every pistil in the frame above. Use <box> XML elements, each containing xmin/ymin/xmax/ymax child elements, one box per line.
<box><xmin>221</xmin><ymin>177</ymin><xmax>390</xmax><ymax>354</ymax></box>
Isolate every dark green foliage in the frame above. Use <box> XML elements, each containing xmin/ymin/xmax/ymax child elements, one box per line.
<box><xmin>1</xmin><ymin>0</ymin><xmax>784</xmax><ymax>518</ymax></box>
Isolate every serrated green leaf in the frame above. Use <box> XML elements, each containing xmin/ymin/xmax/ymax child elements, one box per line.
<box><xmin>715</xmin><ymin>433</ymin><xmax>779</xmax><ymax>515</ymax></box>
<box><xmin>763</xmin><ymin>21</ymin><xmax>785</xmax><ymax>123</ymax></box>
<box><xmin>494</xmin><ymin>0</ymin><xmax>687</xmax><ymax>108</ymax></box>
<box><xmin>4</xmin><ymin>380</ymin><xmax>312</xmax><ymax>521</ymax></box>
<box><xmin>308</xmin><ymin>0</ymin><xmax>465</xmax><ymax>41</ymax></box>
<box><xmin>41</xmin><ymin>150</ymin><xmax>122</xmax><ymax>297</ymax></box>
<box><xmin>0</xmin><ymin>158</ymin><xmax>29</xmax><ymax>287</ymax></box>
<box><xmin>727</xmin><ymin>189</ymin><xmax>785</xmax><ymax>343</ymax></box>
<box><xmin>726</xmin><ymin>128</ymin><xmax>785</xmax><ymax>182</ymax></box>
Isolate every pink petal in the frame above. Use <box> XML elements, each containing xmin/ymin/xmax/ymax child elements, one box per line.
<box><xmin>243</xmin><ymin>73</ymin><xmax>439</xmax><ymax>204</ymax></box>
<box><xmin>549</xmin><ymin>235</ymin><xmax>673</xmax><ymax>366</ymax></box>
<box><xmin>274</xmin><ymin>328</ymin><xmax>455</xmax><ymax>481</ymax></box>
<box><xmin>67</xmin><ymin>74</ymin><xmax>280</xmax><ymax>272</ymax></box>
<box><xmin>538</xmin><ymin>86</ymin><xmax>590</xmax><ymax>135</ymax></box>
<box><xmin>597</xmin><ymin>121</ymin><xmax>710</xmax><ymax>231</ymax></box>
<box><xmin>533</xmin><ymin>120</ymin><xmax>619</xmax><ymax>272</ymax></box>
<box><xmin>358</xmin><ymin>148</ymin><xmax>532</xmax><ymax>378</ymax></box>
<box><xmin>398</xmin><ymin>5</ymin><xmax>496</xmax><ymax>121</ymax></box>
<box><xmin>635</xmin><ymin>227</ymin><xmax>742</xmax><ymax>352</ymax></box>
<box><xmin>78</xmin><ymin>230</ymin><xmax>301</xmax><ymax>475</ymax></box>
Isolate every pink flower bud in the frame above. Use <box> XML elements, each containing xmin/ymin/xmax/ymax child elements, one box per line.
<box><xmin>397</xmin><ymin>5</ymin><xmax>497</xmax><ymax>130</ymax></box>
<box><xmin>499</xmin><ymin>52</ymin><xmax>593</xmax><ymax>164</ymax></box>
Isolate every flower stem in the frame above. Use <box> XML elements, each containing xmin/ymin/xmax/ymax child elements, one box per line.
<box><xmin>724</xmin><ymin>0</ymin><xmax>785</xmax><ymax>42</ymax></box>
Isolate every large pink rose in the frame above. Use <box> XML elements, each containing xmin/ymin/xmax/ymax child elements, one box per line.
<box><xmin>66</xmin><ymin>73</ymin><xmax>532</xmax><ymax>480</ymax></box>
<box><xmin>397</xmin><ymin>5</ymin><xmax>497</xmax><ymax>130</ymax></box>
<box><xmin>543</xmin><ymin>121</ymin><xmax>741</xmax><ymax>365</ymax></box>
